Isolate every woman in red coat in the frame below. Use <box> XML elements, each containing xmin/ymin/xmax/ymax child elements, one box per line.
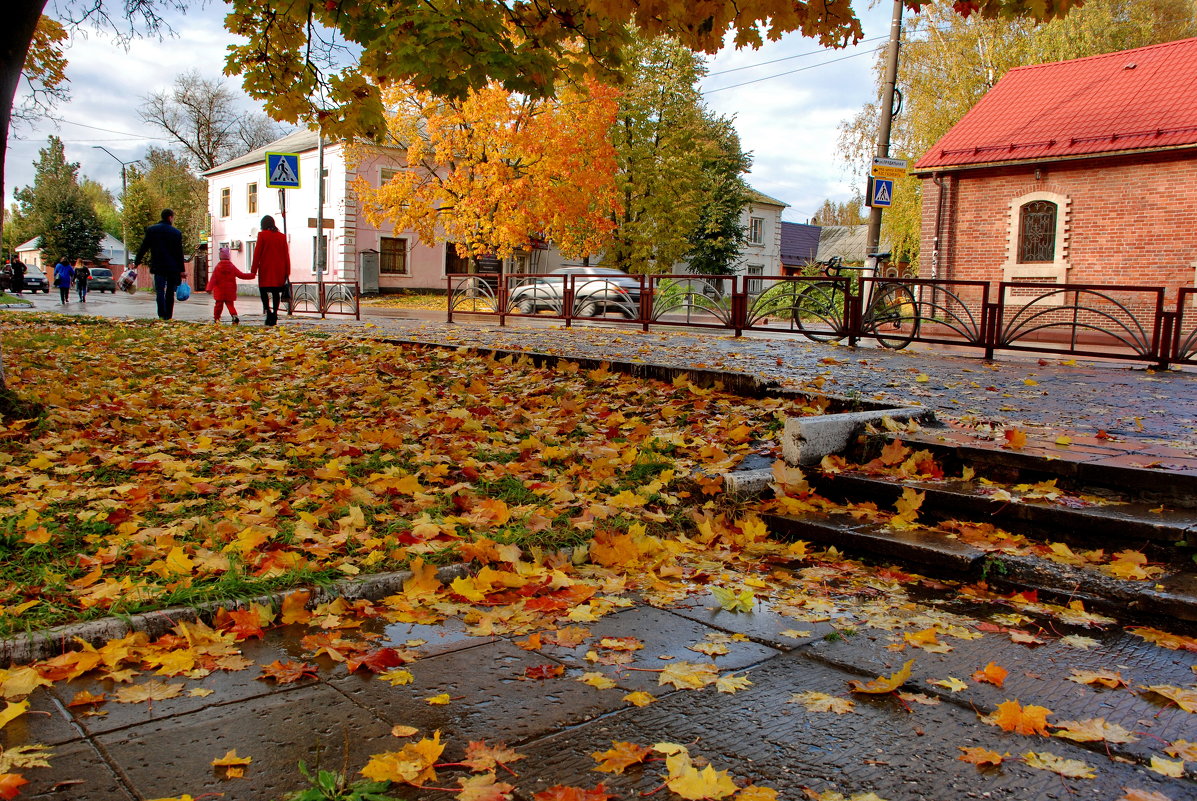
<box><xmin>250</xmin><ymin>215</ymin><xmax>291</xmax><ymax>326</ymax></box>
<box><xmin>208</xmin><ymin>245</ymin><xmax>254</xmax><ymax>323</ymax></box>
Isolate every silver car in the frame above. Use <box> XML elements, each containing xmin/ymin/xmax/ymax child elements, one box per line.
<box><xmin>86</xmin><ymin>267</ymin><xmax>118</xmax><ymax>293</ymax></box>
<box><xmin>508</xmin><ymin>267</ymin><xmax>642</xmax><ymax>318</ymax></box>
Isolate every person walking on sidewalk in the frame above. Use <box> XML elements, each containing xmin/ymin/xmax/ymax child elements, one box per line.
<box><xmin>10</xmin><ymin>257</ymin><xmax>25</xmax><ymax>294</ymax></box>
<box><xmin>53</xmin><ymin>257</ymin><xmax>73</xmax><ymax>304</ymax></box>
<box><xmin>208</xmin><ymin>246</ymin><xmax>253</xmax><ymax>324</ymax></box>
<box><xmin>250</xmin><ymin>215</ymin><xmax>290</xmax><ymax>326</ymax></box>
<box><xmin>134</xmin><ymin>209</ymin><xmax>185</xmax><ymax>320</ymax></box>
<box><xmin>73</xmin><ymin>260</ymin><xmax>90</xmax><ymax>302</ymax></box>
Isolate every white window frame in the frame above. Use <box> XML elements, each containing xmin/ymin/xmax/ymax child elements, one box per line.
<box><xmin>1002</xmin><ymin>189</ymin><xmax>1071</xmax><ymax>302</ymax></box>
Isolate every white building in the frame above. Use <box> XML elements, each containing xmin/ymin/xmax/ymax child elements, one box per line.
<box><xmin>204</xmin><ymin>130</ymin><xmax>453</xmax><ymax>293</ymax></box>
<box><xmin>15</xmin><ymin>233</ymin><xmax>131</xmax><ymax>271</ymax></box>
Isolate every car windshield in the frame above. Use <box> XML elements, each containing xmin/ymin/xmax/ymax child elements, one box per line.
<box><xmin>90</xmin><ymin>269</ymin><xmax>112</xmax><ymax>277</ymax></box>
<box><xmin>26</xmin><ymin>267</ymin><xmax>44</xmax><ymax>278</ymax></box>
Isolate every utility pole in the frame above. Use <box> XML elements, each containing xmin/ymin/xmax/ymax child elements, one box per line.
<box><xmin>316</xmin><ymin>133</ymin><xmax>325</xmax><ymax>292</ymax></box>
<box><xmin>866</xmin><ymin>0</ymin><xmax>904</xmax><ymax>260</ymax></box>
<box><xmin>93</xmin><ymin>146</ymin><xmax>138</xmax><ymax>270</ymax></box>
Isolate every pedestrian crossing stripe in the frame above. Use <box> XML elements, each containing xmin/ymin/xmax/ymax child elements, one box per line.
<box><xmin>266</xmin><ymin>152</ymin><xmax>301</xmax><ymax>188</ymax></box>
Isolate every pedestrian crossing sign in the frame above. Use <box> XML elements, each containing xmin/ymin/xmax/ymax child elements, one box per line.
<box><xmin>266</xmin><ymin>152</ymin><xmax>301</xmax><ymax>189</ymax></box>
<box><xmin>868</xmin><ymin>177</ymin><xmax>893</xmax><ymax>208</ymax></box>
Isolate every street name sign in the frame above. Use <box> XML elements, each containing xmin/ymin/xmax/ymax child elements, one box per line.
<box><xmin>871</xmin><ymin>157</ymin><xmax>907</xmax><ymax>181</ymax></box>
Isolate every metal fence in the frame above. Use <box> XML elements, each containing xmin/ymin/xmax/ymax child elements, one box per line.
<box><xmin>287</xmin><ymin>281</ymin><xmax>360</xmax><ymax>320</ymax></box>
<box><xmin>447</xmin><ymin>272</ymin><xmax>1197</xmax><ymax>368</ymax></box>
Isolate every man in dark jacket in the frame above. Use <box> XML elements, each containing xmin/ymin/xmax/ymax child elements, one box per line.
<box><xmin>10</xmin><ymin>258</ymin><xmax>25</xmax><ymax>294</ymax></box>
<box><xmin>134</xmin><ymin>209</ymin><xmax>185</xmax><ymax>319</ymax></box>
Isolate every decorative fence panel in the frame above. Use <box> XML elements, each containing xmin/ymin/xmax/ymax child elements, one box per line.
<box><xmin>445</xmin><ymin>273</ymin><xmax>1195</xmax><ymax>368</ymax></box>
<box><xmin>287</xmin><ymin>281</ymin><xmax>360</xmax><ymax>319</ymax></box>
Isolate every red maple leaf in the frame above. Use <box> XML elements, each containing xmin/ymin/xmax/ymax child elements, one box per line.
<box><xmin>346</xmin><ymin>647</ymin><xmax>407</xmax><ymax>674</ymax></box>
<box><xmin>258</xmin><ymin>660</ymin><xmax>319</xmax><ymax>684</ymax></box>
<box><xmin>524</xmin><ymin>664</ymin><xmax>565</xmax><ymax>680</ymax></box>
<box><xmin>220</xmin><ymin>608</ymin><xmax>266</xmax><ymax>640</ymax></box>
<box><xmin>534</xmin><ymin>784</ymin><xmax>613</xmax><ymax>801</ymax></box>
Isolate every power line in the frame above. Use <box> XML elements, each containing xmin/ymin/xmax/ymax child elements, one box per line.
<box><xmin>705</xmin><ymin>35</ymin><xmax>888</xmax><ymax>77</ymax></box>
<box><xmin>703</xmin><ymin>49</ymin><xmax>874</xmax><ymax>94</ymax></box>
<box><xmin>57</xmin><ymin>118</ymin><xmax>168</xmax><ymax>141</ymax></box>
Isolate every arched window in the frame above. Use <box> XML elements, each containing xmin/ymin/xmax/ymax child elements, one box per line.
<box><xmin>1017</xmin><ymin>201</ymin><xmax>1057</xmax><ymax>263</ymax></box>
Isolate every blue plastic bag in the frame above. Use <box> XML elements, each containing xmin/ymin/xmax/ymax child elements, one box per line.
<box><xmin>175</xmin><ymin>280</ymin><xmax>191</xmax><ymax>301</ymax></box>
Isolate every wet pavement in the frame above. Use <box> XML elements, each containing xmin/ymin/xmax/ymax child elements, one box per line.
<box><xmin>9</xmin><ymin>291</ymin><xmax>1196</xmax><ymax>456</ymax></box>
<box><xmin>7</xmin><ymin>583</ymin><xmax>1197</xmax><ymax>800</ymax></box>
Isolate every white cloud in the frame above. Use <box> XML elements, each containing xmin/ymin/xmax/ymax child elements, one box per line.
<box><xmin>7</xmin><ymin>2</ymin><xmax>893</xmax><ymax>221</ymax></box>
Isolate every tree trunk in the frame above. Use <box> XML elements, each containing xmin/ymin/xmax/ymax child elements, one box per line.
<box><xmin>0</xmin><ymin>0</ymin><xmax>48</xmax><ymax>404</ymax></box>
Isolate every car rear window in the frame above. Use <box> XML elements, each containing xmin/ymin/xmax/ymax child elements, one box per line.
<box><xmin>91</xmin><ymin>269</ymin><xmax>112</xmax><ymax>277</ymax></box>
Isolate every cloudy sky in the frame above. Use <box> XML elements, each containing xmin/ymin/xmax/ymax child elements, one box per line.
<box><xmin>7</xmin><ymin>2</ymin><xmax>895</xmax><ymax>223</ymax></box>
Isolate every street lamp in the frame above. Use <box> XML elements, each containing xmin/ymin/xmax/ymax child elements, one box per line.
<box><xmin>93</xmin><ymin>146</ymin><xmax>140</xmax><ymax>270</ymax></box>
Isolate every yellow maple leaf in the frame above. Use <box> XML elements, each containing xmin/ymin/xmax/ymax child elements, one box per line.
<box><xmin>1139</xmin><ymin>684</ymin><xmax>1197</xmax><ymax>713</ymax></box>
<box><xmin>281</xmin><ymin>590</ymin><xmax>313</xmax><ymax>625</ymax></box>
<box><xmin>735</xmin><ymin>786</ymin><xmax>779</xmax><ymax>801</ymax></box>
<box><xmin>456</xmin><ymin>773</ymin><xmax>515</xmax><ymax>801</ymax></box>
<box><xmin>623</xmin><ymin>691</ymin><xmax>656</xmax><ymax>707</ymax></box>
<box><xmin>848</xmin><ymin>659</ymin><xmax>913</xmax><ymax>694</ymax></box>
<box><xmin>659</xmin><ymin>662</ymin><xmax>719</xmax><ymax>690</ymax></box>
<box><xmin>1118</xmin><ymin>789</ymin><xmax>1175</xmax><ymax>801</ymax></box>
<box><xmin>1128</xmin><ymin>627</ymin><xmax>1197</xmax><ymax>651</ymax></box>
<box><xmin>580</xmin><ymin>672</ymin><xmax>617</xmax><ymax>690</ymax></box>
<box><xmin>378</xmin><ymin>669</ymin><xmax>414</xmax><ymax>687</ymax></box>
<box><xmin>0</xmin><ymin>700</ymin><xmax>29</xmax><ymax>730</ymax></box>
<box><xmin>930</xmin><ymin>677</ymin><xmax>968</xmax><ymax>693</ymax></box>
<box><xmin>667</xmin><ymin>763</ymin><xmax>739</xmax><ymax>800</ymax></box>
<box><xmin>424</xmin><ymin>693</ymin><xmax>451</xmax><ymax>705</ymax></box>
<box><xmin>360</xmin><ymin>731</ymin><xmax>444</xmax><ymax>785</ymax></box>
<box><xmin>1022</xmin><ymin>751</ymin><xmax>1094</xmax><ymax>779</ymax></box>
<box><xmin>788</xmin><ymin>691</ymin><xmax>854</xmax><ymax>714</ymax></box>
<box><xmin>403</xmin><ymin>557</ymin><xmax>442</xmax><ymax>598</ymax></box>
<box><xmin>710</xmin><ymin>586</ymin><xmax>754</xmax><ymax>613</ymax></box>
<box><xmin>211</xmin><ymin>749</ymin><xmax>253</xmax><ymax>767</ymax></box>
<box><xmin>113</xmin><ymin>681</ymin><xmax>184</xmax><ymax>704</ymax></box>
<box><xmin>1148</xmin><ymin>756</ymin><xmax>1184</xmax><ymax>778</ymax></box>
<box><xmin>1166</xmin><ymin>739</ymin><xmax>1197</xmax><ymax>761</ymax></box>
<box><xmin>715</xmin><ymin>673</ymin><xmax>752</xmax><ymax>694</ymax></box>
<box><xmin>1052</xmin><ymin>718</ymin><xmax>1137</xmax><ymax>744</ymax></box>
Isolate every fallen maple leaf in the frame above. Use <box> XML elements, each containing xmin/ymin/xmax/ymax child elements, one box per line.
<box><xmin>1022</xmin><ymin>751</ymin><xmax>1095</xmax><ymax>779</ymax></box>
<box><xmin>580</xmin><ymin>672</ymin><xmax>617</xmax><ymax>690</ymax></box>
<box><xmin>459</xmin><ymin>741</ymin><xmax>526</xmax><ymax>772</ymax></box>
<box><xmin>533</xmin><ymin>784</ymin><xmax>614</xmax><ymax>801</ymax></box>
<box><xmin>848</xmin><ymin>659</ymin><xmax>913</xmax><ymax>694</ymax></box>
<box><xmin>929</xmin><ymin>677</ymin><xmax>968</xmax><ymax>693</ymax></box>
<box><xmin>456</xmin><ymin>772</ymin><xmax>515</xmax><ymax>801</ymax></box>
<box><xmin>257</xmin><ymin>660</ymin><xmax>319</xmax><ymax>685</ymax></box>
<box><xmin>1148</xmin><ymin>756</ymin><xmax>1184</xmax><ymax>778</ymax></box>
<box><xmin>983</xmin><ymin>700</ymin><xmax>1052</xmax><ymax>735</ymax></box>
<box><xmin>0</xmin><ymin>702</ymin><xmax>28</xmax><ymax>731</ymax></box>
<box><xmin>1120</xmin><ymin>789</ymin><xmax>1176</xmax><ymax>801</ymax></box>
<box><xmin>970</xmin><ymin>662</ymin><xmax>1008</xmax><ymax>688</ymax></box>
<box><xmin>0</xmin><ymin>774</ymin><xmax>28</xmax><ymax>801</ymax></box>
<box><xmin>67</xmin><ymin>691</ymin><xmax>106</xmax><ymax>707</ymax></box>
<box><xmin>710</xmin><ymin>586</ymin><xmax>754</xmax><ymax>613</ymax></box>
<box><xmin>1067</xmin><ymin>669</ymin><xmax>1127</xmax><ymax>689</ymax></box>
<box><xmin>524</xmin><ymin>664</ymin><xmax>564</xmax><ymax>680</ymax></box>
<box><xmin>1139</xmin><ymin>684</ymin><xmax>1197</xmax><ymax>713</ymax></box>
<box><xmin>1052</xmin><ymin>718</ymin><xmax>1137</xmax><ymax>744</ymax></box>
<box><xmin>623</xmin><ymin>691</ymin><xmax>656</xmax><ymax>707</ymax></box>
<box><xmin>360</xmin><ymin>731</ymin><xmax>444</xmax><ymax>785</ymax></box>
<box><xmin>659</xmin><ymin>662</ymin><xmax>719</xmax><ymax>690</ymax></box>
<box><xmin>1166</xmin><ymin>740</ymin><xmax>1197</xmax><ymax>760</ymax></box>
<box><xmin>592</xmin><ymin>742</ymin><xmax>652</xmax><ymax>774</ymax></box>
<box><xmin>1128</xmin><ymin>627</ymin><xmax>1197</xmax><ymax>652</ymax></box>
<box><xmin>788</xmin><ymin>691</ymin><xmax>854</xmax><ymax>714</ymax></box>
<box><xmin>0</xmin><ymin>745</ymin><xmax>53</xmax><ymax>773</ymax></box>
<box><xmin>1003</xmin><ymin>429</ymin><xmax>1028</xmax><ymax>450</ymax></box>
<box><xmin>425</xmin><ymin>693</ymin><xmax>452</xmax><ymax>705</ymax></box>
<box><xmin>958</xmin><ymin>747</ymin><xmax>1007</xmax><ymax>767</ymax></box>
<box><xmin>715</xmin><ymin>673</ymin><xmax>752</xmax><ymax>694</ymax></box>
<box><xmin>113</xmin><ymin>681</ymin><xmax>184</xmax><ymax>704</ymax></box>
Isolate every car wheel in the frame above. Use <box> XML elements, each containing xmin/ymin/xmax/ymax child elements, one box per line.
<box><xmin>575</xmin><ymin>300</ymin><xmax>600</xmax><ymax>317</ymax></box>
<box><xmin>515</xmin><ymin>298</ymin><xmax>536</xmax><ymax>314</ymax></box>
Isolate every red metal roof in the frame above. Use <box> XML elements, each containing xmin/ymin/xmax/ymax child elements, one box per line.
<box><xmin>914</xmin><ymin>37</ymin><xmax>1197</xmax><ymax>171</ymax></box>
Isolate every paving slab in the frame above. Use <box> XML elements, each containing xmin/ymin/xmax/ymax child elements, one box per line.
<box><xmin>508</xmin><ymin>649</ymin><xmax>1192</xmax><ymax>801</ymax></box>
<box><xmin>805</xmin><ymin>625</ymin><xmax>1197</xmax><ymax>764</ymax></box>
<box><xmin>46</xmin><ymin>636</ymin><xmax>310</xmax><ymax>736</ymax></box>
<box><xmin>325</xmin><ymin>637</ymin><xmax>628</xmax><ymax>749</ymax></box>
<box><xmin>96</xmin><ymin>682</ymin><xmax>394</xmax><ymax>801</ymax></box>
<box><xmin>0</xmin><ymin>689</ymin><xmax>80</xmax><ymax>748</ymax></box>
<box><xmin>533</xmin><ymin>605</ymin><xmax>783</xmax><ymax>692</ymax></box>
<box><xmin>18</xmin><ymin>740</ymin><xmax>134</xmax><ymax>801</ymax></box>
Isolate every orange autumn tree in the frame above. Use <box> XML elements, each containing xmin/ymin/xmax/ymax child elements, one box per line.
<box><xmin>351</xmin><ymin>78</ymin><xmax>621</xmax><ymax>260</ymax></box>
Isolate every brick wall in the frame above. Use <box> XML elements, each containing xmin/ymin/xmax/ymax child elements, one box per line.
<box><xmin>919</xmin><ymin>149</ymin><xmax>1197</xmax><ymax>302</ymax></box>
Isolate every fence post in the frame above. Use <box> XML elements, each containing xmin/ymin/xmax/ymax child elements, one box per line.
<box><xmin>983</xmin><ymin>302</ymin><xmax>1000</xmax><ymax>361</ymax></box>
<box><xmin>731</xmin><ymin>277</ymin><xmax>746</xmax><ymax>337</ymax></box>
<box><xmin>845</xmin><ymin>282</ymin><xmax>861</xmax><ymax>348</ymax></box>
<box><xmin>564</xmin><ymin>278</ymin><xmax>574</xmax><ymax>329</ymax></box>
<box><xmin>497</xmin><ymin>275</ymin><xmax>507</xmax><ymax>327</ymax></box>
<box><xmin>641</xmin><ymin>279</ymin><xmax>653</xmax><ymax>333</ymax></box>
<box><xmin>446</xmin><ymin>277</ymin><xmax>454</xmax><ymax>324</ymax></box>
<box><xmin>1156</xmin><ymin>311</ymin><xmax>1176</xmax><ymax>370</ymax></box>
<box><xmin>319</xmin><ymin>283</ymin><xmax>327</xmax><ymax>320</ymax></box>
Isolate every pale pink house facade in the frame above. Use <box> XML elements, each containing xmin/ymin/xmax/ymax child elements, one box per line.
<box><xmin>204</xmin><ymin>130</ymin><xmax>452</xmax><ymax>292</ymax></box>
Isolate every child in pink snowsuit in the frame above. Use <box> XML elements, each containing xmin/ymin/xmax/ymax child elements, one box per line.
<box><xmin>208</xmin><ymin>246</ymin><xmax>254</xmax><ymax>323</ymax></box>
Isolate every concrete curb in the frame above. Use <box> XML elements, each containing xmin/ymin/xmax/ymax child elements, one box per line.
<box><xmin>0</xmin><ymin>564</ymin><xmax>471</xmax><ymax>667</ymax></box>
<box><xmin>782</xmin><ymin>407</ymin><xmax>937</xmax><ymax>465</ymax></box>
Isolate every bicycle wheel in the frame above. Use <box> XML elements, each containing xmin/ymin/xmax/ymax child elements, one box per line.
<box><xmin>866</xmin><ymin>284</ymin><xmax>920</xmax><ymax>350</ymax></box>
<box><xmin>793</xmin><ymin>281</ymin><xmax>844</xmax><ymax>343</ymax></box>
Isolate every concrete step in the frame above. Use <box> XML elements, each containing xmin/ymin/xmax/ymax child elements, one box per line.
<box><xmin>760</xmin><ymin>511</ymin><xmax>1197</xmax><ymax>624</ymax></box>
<box><xmin>807</xmin><ymin>471</ymin><xmax>1197</xmax><ymax>550</ymax></box>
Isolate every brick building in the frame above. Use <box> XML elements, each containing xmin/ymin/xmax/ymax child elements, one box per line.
<box><xmin>913</xmin><ymin>37</ymin><xmax>1197</xmax><ymax>302</ymax></box>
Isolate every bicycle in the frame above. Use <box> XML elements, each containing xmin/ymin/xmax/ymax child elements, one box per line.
<box><xmin>793</xmin><ymin>255</ymin><xmax>921</xmax><ymax>350</ymax></box>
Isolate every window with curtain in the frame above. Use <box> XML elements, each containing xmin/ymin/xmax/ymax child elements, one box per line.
<box><xmin>380</xmin><ymin>236</ymin><xmax>408</xmax><ymax>274</ymax></box>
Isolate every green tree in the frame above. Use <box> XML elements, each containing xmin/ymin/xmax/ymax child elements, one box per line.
<box><xmin>135</xmin><ymin>147</ymin><xmax>207</xmax><ymax>254</ymax></box>
<box><xmin>119</xmin><ymin>170</ymin><xmax>157</xmax><ymax>257</ymax></box>
<box><xmin>684</xmin><ymin>116</ymin><xmax>752</xmax><ymax>275</ymax></box>
<box><xmin>79</xmin><ymin>178</ymin><xmax>121</xmax><ymax>239</ymax></box>
<box><xmin>605</xmin><ymin>36</ymin><xmax>751</xmax><ymax>275</ymax></box>
<box><xmin>840</xmin><ymin>0</ymin><xmax>1197</xmax><ymax>265</ymax></box>
<box><xmin>12</xmin><ymin>135</ymin><xmax>104</xmax><ymax>264</ymax></box>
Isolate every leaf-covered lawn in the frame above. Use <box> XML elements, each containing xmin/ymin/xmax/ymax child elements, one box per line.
<box><xmin>0</xmin><ymin>315</ymin><xmax>819</xmax><ymax>636</ymax></box>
